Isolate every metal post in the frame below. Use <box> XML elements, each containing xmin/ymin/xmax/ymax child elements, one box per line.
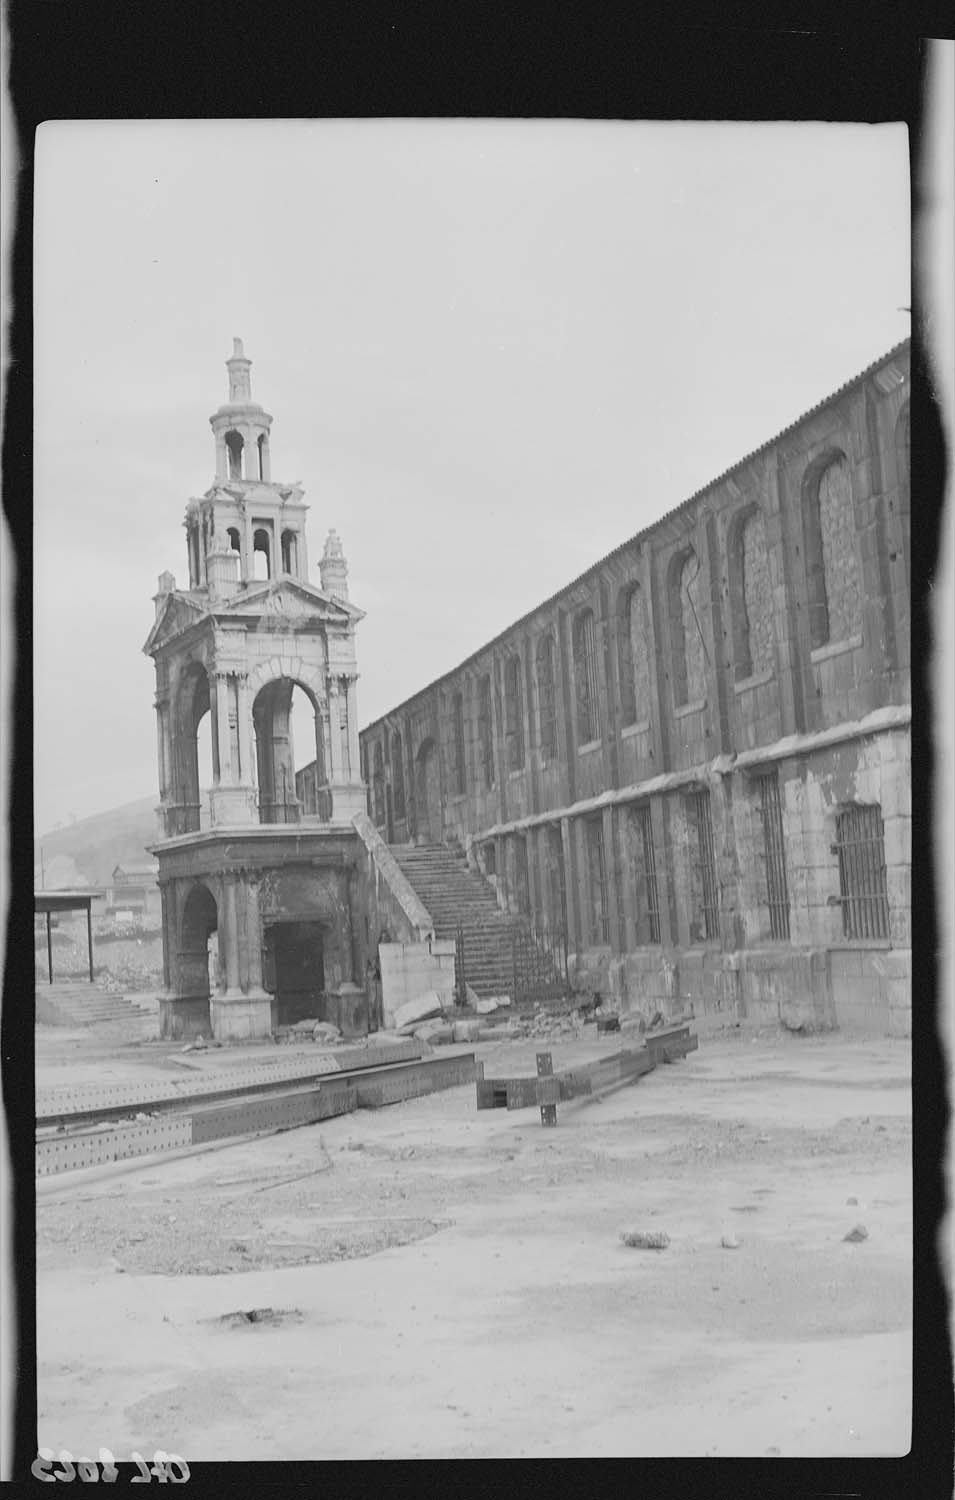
<box><xmin>87</xmin><ymin>903</ymin><xmax>94</xmax><ymax>983</ymax></box>
<box><xmin>46</xmin><ymin>911</ymin><xmax>53</xmax><ymax>984</ymax></box>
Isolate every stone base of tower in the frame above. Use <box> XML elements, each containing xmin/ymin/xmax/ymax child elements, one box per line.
<box><xmin>158</xmin><ymin>993</ymin><xmax>211</xmax><ymax>1041</ymax></box>
<box><xmin>210</xmin><ymin>988</ymin><xmax>274</xmax><ymax>1042</ymax></box>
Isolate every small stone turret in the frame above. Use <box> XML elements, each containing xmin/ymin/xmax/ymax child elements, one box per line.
<box><xmin>206</xmin><ymin>527</ymin><xmax>240</xmax><ymax>599</ymax></box>
<box><xmin>320</xmin><ymin>528</ymin><xmax>349</xmax><ymax>600</ymax></box>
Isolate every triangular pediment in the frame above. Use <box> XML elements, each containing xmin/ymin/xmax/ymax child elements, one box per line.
<box><xmin>219</xmin><ymin>578</ymin><xmax>364</xmax><ymax>624</ymax></box>
<box><xmin>142</xmin><ymin>592</ymin><xmax>210</xmax><ymax>654</ymax></box>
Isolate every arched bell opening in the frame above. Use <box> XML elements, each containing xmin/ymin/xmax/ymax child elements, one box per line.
<box><xmin>225</xmin><ymin>430</ymin><xmax>244</xmax><ymax>481</ymax></box>
<box><xmin>253</xmin><ymin>527</ymin><xmax>271</xmax><ymax>580</ymax></box>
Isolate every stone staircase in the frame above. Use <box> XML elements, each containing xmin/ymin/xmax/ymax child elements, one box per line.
<box><xmin>35</xmin><ymin>982</ymin><xmax>158</xmax><ymax>1037</ymax></box>
<box><xmin>389</xmin><ymin>842</ymin><xmax>565</xmax><ymax>1003</ymax></box>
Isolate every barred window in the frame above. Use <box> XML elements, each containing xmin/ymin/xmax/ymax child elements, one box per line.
<box><xmin>372</xmin><ymin>742</ymin><xmax>385</xmax><ymax>826</ymax></box>
<box><xmin>536</xmin><ymin>633</ymin><xmax>558</xmax><ymax>759</ymax></box>
<box><xmin>392</xmin><ymin>731</ymin><xmax>405</xmax><ymax>819</ymax></box>
<box><xmin>573</xmin><ymin>608</ymin><xmax>600</xmax><ymax>745</ymax></box>
<box><xmin>511</xmin><ymin>834</ymin><xmax>531</xmax><ymax>915</ymax></box>
<box><xmin>478</xmin><ymin>674</ymin><xmax>494</xmax><ymax>788</ymax></box>
<box><xmin>833</xmin><ymin>804</ymin><xmax>890</xmax><ymax>941</ymax></box>
<box><xmin>630</xmin><ymin>802</ymin><xmax>661</xmax><ymax>944</ymax></box>
<box><xmin>756</xmin><ymin>771</ymin><xmax>790</xmax><ymax>940</ymax></box>
<box><xmin>686</xmin><ymin>788</ymin><xmax>719</xmax><ymax>941</ymax></box>
<box><xmin>546</xmin><ymin>824</ymin><xmax>567</xmax><ymax>933</ymax></box>
<box><xmin>504</xmin><ymin>654</ymin><xmax>525</xmax><ymax>771</ymax></box>
<box><xmin>451</xmin><ymin>691</ymin><xmax>466</xmax><ymax>794</ymax></box>
<box><xmin>586</xmin><ymin>817</ymin><xmax>610</xmax><ymax>946</ymax></box>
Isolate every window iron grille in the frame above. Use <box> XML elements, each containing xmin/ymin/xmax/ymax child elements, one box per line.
<box><xmin>832</xmin><ymin>804</ymin><xmax>890</xmax><ymax>941</ymax></box>
<box><xmin>757</xmin><ymin>772</ymin><xmax>791</xmax><ymax>941</ymax></box>
<box><xmin>691</xmin><ymin>789</ymin><xmax>719</xmax><ymax>940</ymax></box>
<box><xmin>637</xmin><ymin>803</ymin><xmax>662</xmax><ymax>944</ymax></box>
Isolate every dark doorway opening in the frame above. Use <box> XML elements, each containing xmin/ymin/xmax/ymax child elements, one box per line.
<box><xmin>263</xmin><ymin>920</ymin><xmax>325</xmax><ymax>1026</ymax></box>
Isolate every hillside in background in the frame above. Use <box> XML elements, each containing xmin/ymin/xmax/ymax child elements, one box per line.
<box><xmin>35</xmin><ymin>795</ymin><xmax>158</xmax><ymax>888</ymax></box>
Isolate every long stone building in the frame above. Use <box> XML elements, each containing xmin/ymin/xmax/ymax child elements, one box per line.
<box><xmin>357</xmin><ymin>342</ymin><xmax>912</xmax><ymax>1035</ymax></box>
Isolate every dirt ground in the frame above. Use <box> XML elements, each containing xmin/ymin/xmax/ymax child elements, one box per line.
<box><xmin>35</xmin><ymin>1024</ymin><xmax>912</xmax><ymax>1460</ymax></box>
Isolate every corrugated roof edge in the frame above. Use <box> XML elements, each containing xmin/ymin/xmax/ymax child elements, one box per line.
<box><xmin>361</xmin><ymin>338</ymin><xmax>911</xmax><ymax>735</ymax></box>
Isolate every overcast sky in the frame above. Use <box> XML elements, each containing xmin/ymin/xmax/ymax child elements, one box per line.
<box><xmin>32</xmin><ymin>119</ymin><xmax>910</xmax><ymax>835</ymax></box>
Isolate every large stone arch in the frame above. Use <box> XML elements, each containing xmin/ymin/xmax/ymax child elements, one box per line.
<box><xmin>251</xmin><ymin>672</ymin><xmax>327</xmax><ymax>823</ymax></box>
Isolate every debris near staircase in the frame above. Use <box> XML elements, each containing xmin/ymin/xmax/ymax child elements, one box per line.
<box><xmin>475</xmin><ymin>1022</ymin><xmax>698</xmax><ymax>1126</ymax></box>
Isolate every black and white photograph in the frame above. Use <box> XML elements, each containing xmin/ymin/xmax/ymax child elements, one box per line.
<box><xmin>8</xmin><ymin>32</ymin><xmax>953</xmax><ymax>1481</ymax></box>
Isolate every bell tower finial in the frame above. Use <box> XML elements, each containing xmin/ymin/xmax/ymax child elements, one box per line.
<box><xmin>227</xmin><ymin>337</ymin><xmax>253</xmax><ymax>403</ymax></box>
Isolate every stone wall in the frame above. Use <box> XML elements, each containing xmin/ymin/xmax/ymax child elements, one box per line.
<box><xmin>359</xmin><ymin>343</ymin><xmax>911</xmax><ymax>1035</ymax></box>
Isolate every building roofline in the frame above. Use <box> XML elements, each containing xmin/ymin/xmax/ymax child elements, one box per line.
<box><xmin>361</xmin><ymin>338</ymin><xmax>911</xmax><ymax>734</ymax></box>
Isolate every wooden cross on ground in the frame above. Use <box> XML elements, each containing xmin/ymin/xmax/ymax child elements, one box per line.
<box><xmin>475</xmin><ymin>1021</ymin><xmax>698</xmax><ymax>1127</ymax></box>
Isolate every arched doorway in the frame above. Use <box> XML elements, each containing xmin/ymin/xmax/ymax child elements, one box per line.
<box><xmin>178</xmin><ymin>882</ymin><xmax>218</xmax><ymax>1004</ymax></box>
<box><xmin>415</xmin><ymin>738</ymin><xmax>441</xmax><ymax>844</ymax></box>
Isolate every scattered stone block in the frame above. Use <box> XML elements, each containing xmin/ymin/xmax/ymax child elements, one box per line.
<box><xmin>843</xmin><ymin>1224</ymin><xmax>868</xmax><ymax>1243</ymax></box>
<box><xmin>475</xmin><ymin>996</ymin><xmax>505</xmax><ymax>1015</ymax></box>
<box><xmin>394</xmin><ymin>992</ymin><xmax>444</xmax><ymax>1030</ymax></box>
<box><xmin>452</xmin><ymin>1019</ymin><xmax>481</xmax><ymax>1043</ymax></box>
<box><xmin>414</xmin><ymin>1019</ymin><xmax>453</xmax><ymax>1045</ymax></box>
<box><xmin>312</xmin><ymin>1021</ymin><xmax>341</xmax><ymax>1043</ymax></box>
<box><xmin>721</xmin><ymin>1234</ymin><xmax>741</xmax><ymax>1249</ymax></box>
<box><xmin>620</xmin><ymin>1230</ymin><xmax>670</xmax><ymax>1250</ymax></box>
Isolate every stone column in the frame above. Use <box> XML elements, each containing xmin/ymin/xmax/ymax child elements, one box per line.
<box><xmin>326</xmin><ymin>677</ymin><xmax>343</xmax><ymax>780</ymax></box>
<box><xmin>246</xmin><ymin>876</ymin><xmax>265</xmax><ymax>992</ymax></box>
<box><xmin>345</xmin><ymin>676</ymin><xmax>361</xmax><ymax>780</ymax></box>
<box><xmin>214</xmin><ymin>673</ymin><xmax>232</xmax><ymax>782</ymax></box>
<box><xmin>237</xmin><ymin>674</ymin><xmax>254</xmax><ymax>790</ymax></box>
<box><xmin>222</xmin><ymin>876</ymin><xmax>241</xmax><ymax>993</ymax></box>
<box><xmin>155</xmin><ymin>699</ymin><xmax>168</xmax><ymax>799</ymax></box>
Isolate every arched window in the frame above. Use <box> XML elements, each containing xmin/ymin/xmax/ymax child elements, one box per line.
<box><xmin>478</xmin><ymin>674</ymin><xmax>494</xmax><ymax>788</ymax></box>
<box><xmin>668</xmin><ymin>548</ymin><xmax>705</xmax><ymax>708</ymax></box>
<box><xmin>392</xmin><ymin>731</ymin><xmax>405</xmax><ymax>819</ymax></box>
<box><xmin>728</xmin><ymin>507</ymin><xmax>774</xmax><ymax>680</ymax></box>
<box><xmin>253</xmin><ymin>528</ymin><xmax>271</xmax><ymax>581</ymax></box>
<box><xmin>535</xmin><ymin>633</ymin><xmax>558</xmax><ymax>760</ymax></box>
<box><xmin>803</xmin><ymin>452</ymin><xmax>862</xmax><ymax>650</ymax></box>
<box><xmin>257</xmin><ymin>434</ymin><xmax>267</xmax><ymax>480</ymax></box>
<box><xmin>895</xmin><ymin>401</ymin><xmax>910</xmax><ymax>588</ymax></box>
<box><xmin>617</xmin><ymin>582</ymin><xmax>651</xmax><ymax>726</ymax></box>
<box><xmin>572</xmin><ymin>608</ymin><xmax>600</xmax><ymax>745</ymax></box>
<box><xmin>225</xmin><ymin>430</ymin><xmax>244</xmax><ymax>480</ymax></box>
<box><xmin>372</xmin><ymin>743</ymin><xmax>386</xmax><ymax>826</ymax></box>
<box><xmin>281</xmin><ymin>529</ymin><xmax>297</xmax><ymax>576</ymax></box>
<box><xmin>503</xmin><ymin>655</ymin><xmax>525</xmax><ymax>771</ymax></box>
<box><xmin>226</xmin><ymin>527</ymin><xmax>241</xmax><ymax>557</ymax></box>
<box><xmin>451</xmin><ymin>691</ymin><xmax>467</xmax><ymax>793</ymax></box>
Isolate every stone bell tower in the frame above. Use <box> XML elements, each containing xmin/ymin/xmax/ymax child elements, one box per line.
<box><xmin>143</xmin><ymin>342</ymin><xmax>371</xmax><ymax>1042</ymax></box>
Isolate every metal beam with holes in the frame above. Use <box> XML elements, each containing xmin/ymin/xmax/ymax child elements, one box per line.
<box><xmin>36</xmin><ymin>1052</ymin><xmax>477</xmax><ymax>1176</ymax></box>
<box><xmin>475</xmin><ymin>1023</ymin><xmax>698</xmax><ymax>1126</ymax></box>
